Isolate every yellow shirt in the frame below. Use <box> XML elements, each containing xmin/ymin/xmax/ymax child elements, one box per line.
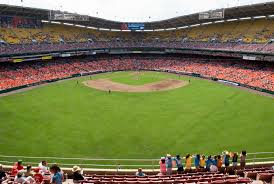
<box><xmin>186</xmin><ymin>156</ymin><xmax>192</xmax><ymax>169</ymax></box>
<box><xmin>200</xmin><ymin>158</ymin><xmax>206</xmax><ymax>167</ymax></box>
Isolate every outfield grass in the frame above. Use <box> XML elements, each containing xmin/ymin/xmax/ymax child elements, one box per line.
<box><xmin>0</xmin><ymin>71</ymin><xmax>273</xmax><ymax>164</ymax></box>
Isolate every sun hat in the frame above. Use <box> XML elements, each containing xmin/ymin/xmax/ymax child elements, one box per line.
<box><xmin>72</xmin><ymin>165</ymin><xmax>81</xmax><ymax>172</ymax></box>
<box><xmin>160</xmin><ymin>157</ymin><xmax>165</xmax><ymax>160</ymax></box>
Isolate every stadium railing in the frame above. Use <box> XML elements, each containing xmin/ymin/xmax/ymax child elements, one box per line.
<box><xmin>0</xmin><ymin>152</ymin><xmax>273</xmax><ymax>170</ymax></box>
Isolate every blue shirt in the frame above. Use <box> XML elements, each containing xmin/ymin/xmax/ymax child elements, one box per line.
<box><xmin>212</xmin><ymin>159</ymin><xmax>217</xmax><ymax>166</ymax></box>
<box><xmin>52</xmin><ymin>172</ymin><xmax>62</xmax><ymax>184</ymax></box>
<box><xmin>194</xmin><ymin>156</ymin><xmax>200</xmax><ymax>167</ymax></box>
<box><xmin>225</xmin><ymin>156</ymin><xmax>230</xmax><ymax>165</ymax></box>
<box><xmin>166</xmin><ymin>158</ymin><xmax>173</xmax><ymax>168</ymax></box>
<box><xmin>136</xmin><ymin>172</ymin><xmax>145</xmax><ymax>177</ymax></box>
<box><xmin>174</xmin><ymin>158</ymin><xmax>183</xmax><ymax>168</ymax></box>
<box><xmin>206</xmin><ymin>159</ymin><xmax>212</xmax><ymax>168</ymax></box>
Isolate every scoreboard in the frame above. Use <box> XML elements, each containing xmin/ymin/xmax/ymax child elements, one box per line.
<box><xmin>49</xmin><ymin>11</ymin><xmax>89</xmax><ymax>21</ymax></box>
<box><xmin>121</xmin><ymin>23</ymin><xmax>145</xmax><ymax>30</ymax></box>
<box><xmin>199</xmin><ymin>9</ymin><xmax>225</xmax><ymax>20</ymax></box>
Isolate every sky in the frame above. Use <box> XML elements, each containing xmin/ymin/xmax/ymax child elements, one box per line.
<box><xmin>1</xmin><ymin>0</ymin><xmax>273</xmax><ymax>22</ymax></box>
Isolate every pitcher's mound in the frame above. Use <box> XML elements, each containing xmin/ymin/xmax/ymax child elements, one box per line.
<box><xmin>83</xmin><ymin>79</ymin><xmax>188</xmax><ymax>92</ymax></box>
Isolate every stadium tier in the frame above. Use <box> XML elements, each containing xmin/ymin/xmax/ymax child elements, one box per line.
<box><xmin>0</xmin><ymin>18</ymin><xmax>274</xmax><ymax>44</ymax></box>
<box><xmin>0</xmin><ymin>55</ymin><xmax>273</xmax><ymax>91</ymax></box>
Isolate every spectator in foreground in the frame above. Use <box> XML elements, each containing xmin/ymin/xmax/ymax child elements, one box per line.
<box><xmin>159</xmin><ymin>157</ymin><xmax>166</xmax><ymax>175</ymax></box>
<box><xmin>185</xmin><ymin>154</ymin><xmax>192</xmax><ymax>170</ymax></box>
<box><xmin>217</xmin><ymin>155</ymin><xmax>223</xmax><ymax>170</ymax></box>
<box><xmin>206</xmin><ymin>155</ymin><xmax>213</xmax><ymax>171</ymax></box>
<box><xmin>135</xmin><ymin>168</ymin><xmax>146</xmax><ymax>177</ymax></box>
<box><xmin>194</xmin><ymin>154</ymin><xmax>200</xmax><ymax>170</ymax></box>
<box><xmin>0</xmin><ymin>164</ymin><xmax>9</xmax><ymax>184</ymax></box>
<box><xmin>11</xmin><ymin>160</ymin><xmax>24</xmax><ymax>176</ymax></box>
<box><xmin>14</xmin><ymin>170</ymin><xmax>36</xmax><ymax>184</ymax></box>
<box><xmin>39</xmin><ymin>160</ymin><xmax>48</xmax><ymax>174</ymax></box>
<box><xmin>166</xmin><ymin>154</ymin><xmax>173</xmax><ymax>175</ymax></box>
<box><xmin>23</xmin><ymin>165</ymin><xmax>34</xmax><ymax>177</ymax></box>
<box><xmin>212</xmin><ymin>156</ymin><xmax>217</xmax><ymax>166</ymax></box>
<box><xmin>240</xmin><ymin>150</ymin><xmax>247</xmax><ymax>168</ymax></box>
<box><xmin>174</xmin><ymin>155</ymin><xmax>184</xmax><ymax>174</ymax></box>
<box><xmin>200</xmin><ymin>155</ymin><xmax>206</xmax><ymax>170</ymax></box>
<box><xmin>232</xmin><ymin>152</ymin><xmax>238</xmax><ymax>167</ymax></box>
<box><xmin>72</xmin><ymin>166</ymin><xmax>84</xmax><ymax>181</ymax></box>
<box><xmin>50</xmin><ymin>165</ymin><xmax>62</xmax><ymax>184</ymax></box>
<box><xmin>33</xmin><ymin>168</ymin><xmax>43</xmax><ymax>184</ymax></box>
<box><xmin>224</xmin><ymin>153</ymin><xmax>230</xmax><ymax>173</ymax></box>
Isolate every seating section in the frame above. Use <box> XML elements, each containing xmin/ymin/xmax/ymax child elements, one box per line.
<box><xmin>0</xmin><ymin>18</ymin><xmax>273</xmax><ymax>44</ymax></box>
<box><xmin>80</xmin><ymin>172</ymin><xmax>253</xmax><ymax>184</ymax></box>
<box><xmin>0</xmin><ymin>56</ymin><xmax>273</xmax><ymax>91</ymax></box>
<box><xmin>78</xmin><ymin>167</ymin><xmax>274</xmax><ymax>184</ymax></box>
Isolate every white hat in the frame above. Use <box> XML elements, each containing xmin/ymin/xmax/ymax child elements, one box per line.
<box><xmin>72</xmin><ymin>165</ymin><xmax>81</xmax><ymax>172</ymax></box>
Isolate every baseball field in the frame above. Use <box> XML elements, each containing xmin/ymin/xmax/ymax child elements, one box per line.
<box><xmin>0</xmin><ymin>71</ymin><xmax>273</xmax><ymax>165</ymax></box>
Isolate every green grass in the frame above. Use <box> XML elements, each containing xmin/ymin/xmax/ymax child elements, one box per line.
<box><xmin>0</xmin><ymin>71</ymin><xmax>273</xmax><ymax>167</ymax></box>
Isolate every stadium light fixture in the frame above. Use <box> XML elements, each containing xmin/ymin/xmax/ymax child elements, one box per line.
<box><xmin>50</xmin><ymin>21</ymin><xmax>61</xmax><ymax>24</ymax></box>
<box><xmin>226</xmin><ymin>19</ymin><xmax>238</xmax><ymax>22</ymax></box>
<box><xmin>190</xmin><ymin>24</ymin><xmax>200</xmax><ymax>27</ymax></box>
<box><xmin>202</xmin><ymin>22</ymin><xmax>213</xmax><ymax>25</ymax></box>
<box><xmin>110</xmin><ymin>29</ymin><xmax>121</xmax><ymax>32</ymax></box>
<box><xmin>99</xmin><ymin>28</ymin><xmax>110</xmax><ymax>31</ymax></box>
<box><xmin>75</xmin><ymin>24</ymin><xmax>86</xmax><ymax>28</ymax></box>
<box><xmin>63</xmin><ymin>23</ymin><xmax>74</xmax><ymax>26</ymax></box>
<box><xmin>253</xmin><ymin>16</ymin><xmax>266</xmax><ymax>19</ymax></box>
<box><xmin>214</xmin><ymin>20</ymin><xmax>225</xmax><ymax>23</ymax></box>
<box><xmin>177</xmin><ymin>26</ymin><xmax>189</xmax><ymax>29</ymax></box>
<box><xmin>239</xmin><ymin>17</ymin><xmax>251</xmax><ymax>20</ymax></box>
<box><xmin>87</xmin><ymin>26</ymin><xmax>98</xmax><ymax>30</ymax></box>
<box><xmin>154</xmin><ymin>29</ymin><xmax>165</xmax><ymax>32</ymax></box>
<box><xmin>268</xmin><ymin>15</ymin><xmax>274</xmax><ymax>18</ymax></box>
<box><xmin>165</xmin><ymin>28</ymin><xmax>176</xmax><ymax>31</ymax></box>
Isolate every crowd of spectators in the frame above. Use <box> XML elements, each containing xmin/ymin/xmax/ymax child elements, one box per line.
<box><xmin>0</xmin><ymin>150</ymin><xmax>247</xmax><ymax>183</ymax></box>
<box><xmin>137</xmin><ymin>150</ymin><xmax>247</xmax><ymax>177</ymax></box>
<box><xmin>0</xmin><ymin>41</ymin><xmax>274</xmax><ymax>55</ymax></box>
<box><xmin>0</xmin><ymin>55</ymin><xmax>273</xmax><ymax>92</ymax></box>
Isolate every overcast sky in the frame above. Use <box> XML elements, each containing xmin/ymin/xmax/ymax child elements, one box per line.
<box><xmin>1</xmin><ymin>0</ymin><xmax>273</xmax><ymax>22</ymax></box>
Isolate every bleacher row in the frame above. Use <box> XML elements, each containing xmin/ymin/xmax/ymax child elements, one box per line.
<box><xmin>79</xmin><ymin>168</ymin><xmax>274</xmax><ymax>184</ymax></box>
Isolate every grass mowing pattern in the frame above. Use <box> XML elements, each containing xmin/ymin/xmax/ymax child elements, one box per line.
<box><xmin>0</xmin><ymin>71</ymin><xmax>273</xmax><ymax>163</ymax></box>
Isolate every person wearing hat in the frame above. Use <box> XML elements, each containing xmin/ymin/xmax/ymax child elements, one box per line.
<box><xmin>11</xmin><ymin>160</ymin><xmax>24</xmax><ymax>176</ymax></box>
<box><xmin>72</xmin><ymin>166</ymin><xmax>84</xmax><ymax>182</ymax></box>
<box><xmin>166</xmin><ymin>154</ymin><xmax>173</xmax><ymax>175</ymax></box>
<box><xmin>159</xmin><ymin>157</ymin><xmax>166</xmax><ymax>175</ymax></box>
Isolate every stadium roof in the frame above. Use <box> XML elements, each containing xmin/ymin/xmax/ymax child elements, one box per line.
<box><xmin>0</xmin><ymin>1</ymin><xmax>274</xmax><ymax>30</ymax></box>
